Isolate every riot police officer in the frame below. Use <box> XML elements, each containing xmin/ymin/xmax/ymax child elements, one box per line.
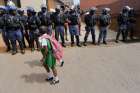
<box><xmin>98</xmin><ymin>8</ymin><xmax>111</xmax><ymax>45</ymax></box>
<box><xmin>115</xmin><ymin>6</ymin><xmax>130</xmax><ymax>43</ymax></box>
<box><xmin>38</xmin><ymin>4</ymin><xmax>53</xmax><ymax>35</ymax></box>
<box><xmin>0</xmin><ymin>6</ymin><xmax>11</xmax><ymax>52</ymax></box>
<box><xmin>128</xmin><ymin>8</ymin><xmax>136</xmax><ymax>40</ymax></box>
<box><xmin>83</xmin><ymin>7</ymin><xmax>97</xmax><ymax>46</ymax></box>
<box><xmin>68</xmin><ymin>8</ymin><xmax>81</xmax><ymax>47</ymax></box>
<box><xmin>5</xmin><ymin>6</ymin><xmax>25</xmax><ymax>55</ymax></box>
<box><xmin>27</xmin><ymin>7</ymin><xmax>41</xmax><ymax>51</ymax></box>
<box><xmin>52</xmin><ymin>8</ymin><xmax>66</xmax><ymax>47</ymax></box>
<box><xmin>18</xmin><ymin>8</ymin><xmax>30</xmax><ymax>48</ymax></box>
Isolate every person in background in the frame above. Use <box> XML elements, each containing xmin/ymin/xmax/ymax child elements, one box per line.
<box><xmin>27</xmin><ymin>7</ymin><xmax>41</xmax><ymax>51</ymax></box>
<box><xmin>98</xmin><ymin>8</ymin><xmax>111</xmax><ymax>45</ymax></box>
<box><xmin>5</xmin><ymin>5</ymin><xmax>25</xmax><ymax>55</ymax></box>
<box><xmin>38</xmin><ymin>4</ymin><xmax>53</xmax><ymax>36</ymax></box>
<box><xmin>128</xmin><ymin>8</ymin><xmax>136</xmax><ymax>40</ymax></box>
<box><xmin>83</xmin><ymin>7</ymin><xmax>97</xmax><ymax>46</ymax></box>
<box><xmin>52</xmin><ymin>8</ymin><xmax>66</xmax><ymax>47</ymax></box>
<box><xmin>0</xmin><ymin>6</ymin><xmax>11</xmax><ymax>52</ymax></box>
<box><xmin>68</xmin><ymin>8</ymin><xmax>81</xmax><ymax>47</ymax></box>
<box><xmin>18</xmin><ymin>8</ymin><xmax>29</xmax><ymax>48</ymax></box>
<box><xmin>115</xmin><ymin>6</ymin><xmax>130</xmax><ymax>43</ymax></box>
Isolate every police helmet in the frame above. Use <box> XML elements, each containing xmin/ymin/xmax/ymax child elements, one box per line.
<box><xmin>122</xmin><ymin>6</ymin><xmax>131</xmax><ymax>12</ymax></box>
<box><xmin>17</xmin><ymin>8</ymin><xmax>24</xmax><ymax>14</ymax></box>
<box><xmin>8</xmin><ymin>5</ymin><xmax>17</xmax><ymax>11</ymax></box>
<box><xmin>55</xmin><ymin>8</ymin><xmax>60</xmax><ymax>13</ymax></box>
<box><xmin>0</xmin><ymin>5</ymin><xmax>6</xmax><ymax>10</ymax></box>
<box><xmin>102</xmin><ymin>8</ymin><xmax>110</xmax><ymax>14</ymax></box>
<box><xmin>27</xmin><ymin>7</ymin><xmax>35</xmax><ymax>13</ymax></box>
<box><xmin>89</xmin><ymin>7</ymin><xmax>97</xmax><ymax>14</ymax></box>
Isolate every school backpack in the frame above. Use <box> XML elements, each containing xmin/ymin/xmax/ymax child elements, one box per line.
<box><xmin>40</xmin><ymin>33</ymin><xmax>63</xmax><ymax>63</ymax></box>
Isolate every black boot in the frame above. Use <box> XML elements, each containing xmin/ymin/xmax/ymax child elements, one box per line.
<box><xmin>76</xmin><ymin>36</ymin><xmax>81</xmax><ymax>47</ymax></box>
<box><xmin>83</xmin><ymin>36</ymin><xmax>88</xmax><ymax>46</ymax></box>
<box><xmin>103</xmin><ymin>41</ymin><xmax>107</xmax><ymax>45</ymax></box>
<box><xmin>71</xmin><ymin>35</ymin><xmax>74</xmax><ymax>47</ymax></box>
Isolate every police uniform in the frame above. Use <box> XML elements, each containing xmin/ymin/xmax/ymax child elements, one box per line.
<box><xmin>68</xmin><ymin>9</ymin><xmax>81</xmax><ymax>47</ymax></box>
<box><xmin>27</xmin><ymin>8</ymin><xmax>41</xmax><ymax>51</ymax></box>
<box><xmin>18</xmin><ymin>9</ymin><xmax>30</xmax><ymax>48</ymax></box>
<box><xmin>128</xmin><ymin>8</ymin><xmax>136</xmax><ymax>40</ymax></box>
<box><xmin>53</xmin><ymin>8</ymin><xmax>66</xmax><ymax>47</ymax></box>
<box><xmin>5</xmin><ymin>6</ymin><xmax>24</xmax><ymax>55</ymax></box>
<box><xmin>0</xmin><ymin>6</ymin><xmax>11</xmax><ymax>52</ymax></box>
<box><xmin>98</xmin><ymin>8</ymin><xmax>111</xmax><ymax>45</ymax></box>
<box><xmin>116</xmin><ymin>6</ymin><xmax>130</xmax><ymax>42</ymax></box>
<box><xmin>38</xmin><ymin>6</ymin><xmax>53</xmax><ymax>35</ymax></box>
<box><xmin>83</xmin><ymin>8</ymin><xmax>97</xmax><ymax>46</ymax></box>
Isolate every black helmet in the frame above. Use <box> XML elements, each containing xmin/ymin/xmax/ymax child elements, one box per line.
<box><xmin>89</xmin><ymin>7</ymin><xmax>97</xmax><ymax>15</ymax></box>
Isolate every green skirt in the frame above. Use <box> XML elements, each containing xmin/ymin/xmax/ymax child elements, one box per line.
<box><xmin>41</xmin><ymin>40</ymin><xmax>56</xmax><ymax>68</ymax></box>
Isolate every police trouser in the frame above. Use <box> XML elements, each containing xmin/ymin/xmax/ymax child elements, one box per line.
<box><xmin>128</xmin><ymin>23</ymin><xmax>135</xmax><ymax>39</ymax></box>
<box><xmin>98</xmin><ymin>27</ymin><xmax>108</xmax><ymax>43</ymax></box>
<box><xmin>116</xmin><ymin>25</ymin><xmax>127</xmax><ymax>41</ymax></box>
<box><xmin>84</xmin><ymin>26</ymin><xmax>96</xmax><ymax>43</ymax></box>
<box><xmin>55</xmin><ymin>26</ymin><xmax>65</xmax><ymax>44</ymax></box>
<box><xmin>29</xmin><ymin>30</ymin><xmax>39</xmax><ymax>49</ymax></box>
<box><xmin>8</xmin><ymin>29</ymin><xmax>24</xmax><ymax>52</ymax></box>
<box><xmin>24</xmin><ymin>30</ymin><xmax>30</xmax><ymax>47</ymax></box>
<box><xmin>1</xmin><ymin>29</ymin><xmax>11</xmax><ymax>50</ymax></box>
<box><xmin>64</xmin><ymin>23</ymin><xmax>68</xmax><ymax>39</ymax></box>
<box><xmin>21</xmin><ymin>29</ymin><xmax>26</xmax><ymax>48</ymax></box>
<box><xmin>40</xmin><ymin>25</ymin><xmax>52</xmax><ymax>35</ymax></box>
<box><xmin>69</xmin><ymin>25</ymin><xmax>80</xmax><ymax>45</ymax></box>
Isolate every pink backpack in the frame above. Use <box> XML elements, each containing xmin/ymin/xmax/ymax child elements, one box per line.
<box><xmin>40</xmin><ymin>33</ymin><xmax>63</xmax><ymax>63</ymax></box>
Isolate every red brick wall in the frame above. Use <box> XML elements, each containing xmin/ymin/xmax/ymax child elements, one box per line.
<box><xmin>80</xmin><ymin>0</ymin><xmax>140</xmax><ymax>14</ymax></box>
<box><xmin>80</xmin><ymin>0</ymin><xmax>140</xmax><ymax>37</ymax></box>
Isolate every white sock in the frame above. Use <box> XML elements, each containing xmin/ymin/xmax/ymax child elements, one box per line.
<box><xmin>47</xmin><ymin>72</ymin><xmax>53</xmax><ymax>78</ymax></box>
<box><xmin>54</xmin><ymin>76</ymin><xmax>59</xmax><ymax>81</ymax></box>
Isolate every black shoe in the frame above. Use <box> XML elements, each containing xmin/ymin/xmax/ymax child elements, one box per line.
<box><xmin>51</xmin><ymin>80</ymin><xmax>60</xmax><ymax>85</ymax></box>
<box><xmin>97</xmin><ymin>42</ymin><xmax>100</xmax><ymax>45</ymax></box>
<box><xmin>45</xmin><ymin>77</ymin><xmax>53</xmax><ymax>82</ymax></box>
<box><xmin>115</xmin><ymin>40</ymin><xmax>119</xmax><ymax>43</ymax></box>
<box><xmin>60</xmin><ymin>61</ymin><xmax>64</xmax><ymax>67</ymax></box>
<box><xmin>103</xmin><ymin>41</ymin><xmax>107</xmax><ymax>45</ymax></box>
<box><xmin>71</xmin><ymin>43</ymin><xmax>74</xmax><ymax>47</ymax></box>
<box><xmin>92</xmin><ymin>42</ymin><xmax>96</xmax><ymax>45</ymax></box>
<box><xmin>83</xmin><ymin>42</ymin><xmax>87</xmax><ymax>46</ymax></box>
<box><xmin>62</xmin><ymin>44</ymin><xmax>66</xmax><ymax>48</ymax></box>
<box><xmin>12</xmin><ymin>51</ymin><xmax>17</xmax><ymax>55</ymax></box>
<box><xmin>21</xmin><ymin>50</ymin><xmax>25</xmax><ymax>54</ymax></box>
<box><xmin>77</xmin><ymin>44</ymin><xmax>82</xmax><ymax>47</ymax></box>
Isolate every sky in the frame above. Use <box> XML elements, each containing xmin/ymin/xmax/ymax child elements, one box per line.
<box><xmin>73</xmin><ymin>0</ymin><xmax>80</xmax><ymax>5</ymax></box>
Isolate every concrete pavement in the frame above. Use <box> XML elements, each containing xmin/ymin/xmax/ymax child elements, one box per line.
<box><xmin>0</xmin><ymin>27</ymin><xmax>140</xmax><ymax>93</ymax></box>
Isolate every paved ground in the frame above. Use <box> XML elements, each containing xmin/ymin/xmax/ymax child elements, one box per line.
<box><xmin>0</xmin><ymin>27</ymin><xmax>140</xmax><ymax>93</ymax></box>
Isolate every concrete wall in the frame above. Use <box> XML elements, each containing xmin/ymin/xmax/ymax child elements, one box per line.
<box><xmin>20</xmin><ymin>0</ymin><xmax>43</xmax><ymax>12</ymax></box>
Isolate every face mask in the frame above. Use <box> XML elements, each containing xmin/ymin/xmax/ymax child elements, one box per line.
<box><xmin>41</xmin><ymin>8</ymin><xmax>46</xmax><ymax>13</ymax></box>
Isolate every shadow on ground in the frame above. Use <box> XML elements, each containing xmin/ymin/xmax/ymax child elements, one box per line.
<box><xmin>21</xmin><ymin>73</ymin><xmax>48</xmax><ymax>84</ymax></box>
<box><xmin>124</xmin><ymin>39</ymin><xmax>140</xmax><ymax>44</ymax></box>
<box><xmin>24</xmin><ymin>60</ymin><xmax>43</xmax><ymax>68</ymax></box>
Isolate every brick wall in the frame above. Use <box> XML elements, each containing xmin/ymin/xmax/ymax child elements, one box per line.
<box><xmin>0</xmin><ymin>0</ymin><xmax>4</xmax><ymax>5</ymax></box>
<box><xmin>80</xmin><ymin>0</ymin><xmax>140</xmax><ymax>37</ymax></box>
